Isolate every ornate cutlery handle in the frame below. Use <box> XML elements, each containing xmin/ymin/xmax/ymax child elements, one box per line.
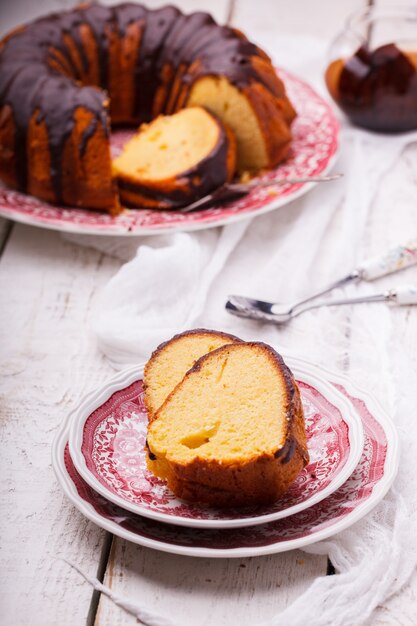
<box><xmin>390</xmin><ymin>284</ymin><xmax>417</xmax><ymax>305</ymax></box>
<box><xmin>358</xmin><ymin>239</ymin><xmax>417</xmax><ymax>280</ymax></box>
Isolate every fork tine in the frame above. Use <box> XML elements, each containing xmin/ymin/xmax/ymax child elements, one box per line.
<box><xmin>180</xmin><ymin>173</ymin><xmax>343</xmax><ymax>213</ymax></box>
<box><xmin>179</xmin><ymin>193</ymin><xmax>215</xmax><ymax>213</ymax></box>
<box><xmin>180</xmin><ymin>186</ymin><xmax>247</xmax><ymax>213</ymax></box>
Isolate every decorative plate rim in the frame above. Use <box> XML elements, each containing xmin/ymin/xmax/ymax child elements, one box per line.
<box><xmin>52</xmin><ymin>355</ymin><xmax>399</xmax><ymax>558</ymax></box>
<box><xmin>0</xmin><ymin>68</ymin><xmax>340</xmax><ymax>236</ymax></box>
<box><xmin>67</xmin><ymin>359</ymin><xmax>364</xmax><ymax>529</ymax></box>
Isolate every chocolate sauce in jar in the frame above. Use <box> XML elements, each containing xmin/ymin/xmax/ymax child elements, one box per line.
<box><xmin>325</xmin><ymin>43</ymin><xmax>417</xmax><ymax>132</ymax></box>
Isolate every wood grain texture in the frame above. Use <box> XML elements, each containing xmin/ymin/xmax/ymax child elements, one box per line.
<box><xmin>96</xmin><ymin>544</ymin><xmax>328</xmax><ymax>626</ymax></box>
<box><xmin>0</xmin><ymin>224</ymin><xmax>121</xmax><ymax>626</ymax></box>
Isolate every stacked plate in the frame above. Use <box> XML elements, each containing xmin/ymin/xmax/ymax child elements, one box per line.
<box><xmin>52</xmin><ymin>355</ymin><xmax>399</xmax><ymax>558</ymax></box>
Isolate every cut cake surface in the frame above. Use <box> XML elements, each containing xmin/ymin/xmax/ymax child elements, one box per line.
<box><xmin>144</xmin><ymin>328</ymin><xmax>242</xmax><ymax>421</ymax></box>
<box><xmin>146</xmin><ymin>341</ymin><xmax>309</xmax><ymax>507</ymax></box>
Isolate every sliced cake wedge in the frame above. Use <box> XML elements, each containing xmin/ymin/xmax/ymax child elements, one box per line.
<box><xmin>146</xmin><ymin>342</ymin><xmax>309</xmax><ymax>507</ymax></box>
<box><xmin>113</xmin><ymin>107</ymin><xmax>236</xmax><ymax>209</ymax></box>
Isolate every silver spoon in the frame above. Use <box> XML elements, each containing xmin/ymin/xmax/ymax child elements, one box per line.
<box><xmin>225</xmin><ymin>239</ymin><xmax>417</xmax><ymax>321</ymax></box>
<box><xmin>180</xmin><ymin>173</ymin><xmax>343</xmax><ymax>213</ymax></box>
<box><xmin>226</xmin><ymin>285</ymin><xmax>417</xmax><ymax>325</ymax></box>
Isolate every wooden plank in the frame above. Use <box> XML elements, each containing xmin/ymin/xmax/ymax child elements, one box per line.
<box><xmin>0</xmin><ymin>223</ymin><xmax>121</xmax><ymax>626</ymax></box>
<box><xmin>96</xmin><ymin>544</ymin><xmax>328</xmax><ymax>626</ymax></box>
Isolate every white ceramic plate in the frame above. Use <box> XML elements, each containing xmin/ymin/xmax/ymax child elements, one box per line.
<box><xmin>67</xmin><ymin>359</ymin><xmax>364</xmax><ymax>529</ymax></box>
<box><xmin>53</xmin><ymin>358</ymin><xmax>398</xmax><ymax>558</ymax></box>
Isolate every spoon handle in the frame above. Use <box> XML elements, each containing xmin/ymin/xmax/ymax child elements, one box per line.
<box><xmin>291</xmin><ymin>239</ymin><xmax>417</xmax><ymax>312</ymax></box>
<box><xmin>293</xmin><ymin>284</ymin><xmax>417</xmax><ymax>318</ymax></box>
<box><xmin>391</xmin><ymin>284</ymin><xmax>417</xmax><ymax>305</ymax></box>
<box><xmin>358</xmin><ymin>239</ymin><xmax>417</xmax><ymax>280</ymax></box>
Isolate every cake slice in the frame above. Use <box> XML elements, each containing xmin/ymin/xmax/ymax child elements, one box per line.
<box><xmin>113</xmin><ymin>107</ymin><xmax>236</xmax><ymax>209</ymax></box>
<box><xmin>146</xmin><ymin>342</ymin><xmax>309</xmax><ymax>507</ymax></box>
<box><xmin>143</xmin><ymin>329</ymin><xmax>242</xmax><ymax>422</ymax></box>
<box><xmin>185</xmin><ymin>74</ymin><xmax>295</xmax><ymax>172</ymax></box>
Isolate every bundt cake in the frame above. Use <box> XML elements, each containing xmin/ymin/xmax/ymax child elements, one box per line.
<box><xmin>146</xmin><ymin>342</ymin><xmax>309</xmax><ymax>507</ymax></box>
<box><xmin>0</xmin><ymin>3</ymin><xmax>296</xmax><ymax>212</ymax></box>
<box><xmin>143</xmin><ymin>329</ymin><xmax>242</xmax><ymax>421</ymax></box>
<box><xmin>113</xmin><ymin>107</ymin><xmax>236</xmax><ymax>209</ymax></box>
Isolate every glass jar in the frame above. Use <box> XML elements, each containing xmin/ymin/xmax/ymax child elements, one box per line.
<box><xmin>325</xmin><ymin>5</ymin><xmax>417</xmax><ymax>132</ymax></box>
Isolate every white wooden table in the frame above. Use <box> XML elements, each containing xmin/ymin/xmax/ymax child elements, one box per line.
<box><xmin>1</xmin><ymin>1</ymin><xmax>417</xmax><ymax>624</ymax></box>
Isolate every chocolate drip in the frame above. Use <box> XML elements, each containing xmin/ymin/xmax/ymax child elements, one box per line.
<box><xmin>184</xmin><ymin>34</ymin><xmax>264</xmax><ymax>89</ymax></box>
<box><xmin>113</xmin><ymin>3</ymin><xmax>147</xmax><ymax>37</ymax></box>
<box><xmin>145</xmin><ymin>438</ymin><xmax>157</xmax><ymax>461</ymax></box>
<box><xmin>155</xmin><ymin>12</ymin><xmax>215</xmax><ymax>114</ymax></box>
<box><xmin>0</xmin><ymin>7</ymin><xmax>109</xmax><ymax>197</ymax></box>
<box><xmin>133</xmin><ymin>6</ymin><xmax>180</xmax><ymax>120</ymax></box>
<box><xmin>80</xmin><ymin>117</ymin><xmax>98</xmax><ymax>157</ymax></box>
<box><xmin>59</xmin><ymin>11</ymin><xmax>90</xmax><ymax>76</ymax></box>
<box><xmin>1</xmin><ymin>66</ymin><xmax>46</xmax><ymax>190</ymax></box>
<box><xmin>78</xmin><ymin>4</ymin><xmax>115</xmax><ymax>90</ymax></box>
<box><xmin>274</xmin><ymin>439</ymin><xmax>296</xmax><ymax>464</ymax></box>
<box><xmin>1</xmin><ymin>58</ymin><xmax>107</xmax><ymax>197</ymax></box>
<box><xmin>36</xmin><ymin>79</ymin><xmax>107</xmax><ymax>199</ymax></box>
<box><xmin>157</xmin><ymin>12</ymin><xmax>213</xmax><ymax>70</ymax></box>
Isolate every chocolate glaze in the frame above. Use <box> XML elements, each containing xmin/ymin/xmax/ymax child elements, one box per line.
<box><xmin>79</xmin><ymin>4</ymin><xmax>114</xmax><ymax>90</ymax></box>
<box><xmin>133</xmin><ymin>5</ymin><xmax>179</xmax><ymax>121</ymax></box>
<box><xmin>0</xmin><ymin>8</ymin><xmax>109</xmax><ymax>198</ymax></box>
<box><xmin>145</xmin><ymin>438</ymin><xmax>157</xmax><ymax>461</ymax></box>
<box><xmin>274</xmin><ymin>439</ymin><xmax>295</xmax><ymax>464</ymax></box>
<box><xmin>0</xmin><ymin>2</ymin><xmax>284</xmax><ymax>202</ymax></box>
<box><xmin>157</xmin><ymin>12</ymin><xmax>214</xmax><ymax>71</ymax></box>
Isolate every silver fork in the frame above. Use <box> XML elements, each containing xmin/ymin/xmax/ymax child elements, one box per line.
<box><xmin>225</xmin><ymin>239</ymin><xmax>417</xmax><ymax>324</ymax></box>
<box><xmin>180</xmin><ymin>174</ymin><xmax>342</xmax><ymax>213</ymax></box>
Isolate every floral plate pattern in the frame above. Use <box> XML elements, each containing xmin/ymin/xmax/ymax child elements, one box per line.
<box><xmin>53</xmin><ymin>359</ymin><xmax>398</xmax><ymax>558</ymax></box>
<box><xmin>68</xmin><ymin>360</ymin><xmax>364</xmax><ymax>529</ymax></box>
<box><xmin>0</xmin><ymin>69</ymin><xmax>339</xmax><ymax>236</ymax></box>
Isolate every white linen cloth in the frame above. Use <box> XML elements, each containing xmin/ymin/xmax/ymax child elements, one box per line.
<box><xmin>65</xmin><ymin>35</ymin><xmax>417</xmax><ymax>626</ymax></box>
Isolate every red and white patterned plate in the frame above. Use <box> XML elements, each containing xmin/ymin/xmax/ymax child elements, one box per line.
<box><xmin>0</xmin><ymin>69</ymin><xmax>339</xmax><ymax>236</ymax></box>
<box><xmin>68</xmin><ymin>359</ymin><xmax>364</xmax><ymax>529</ymax></box>
<box><xmin>53</xmin><ymin>357</ymin><xmax>398</xmax><ymax>558</ymax></box>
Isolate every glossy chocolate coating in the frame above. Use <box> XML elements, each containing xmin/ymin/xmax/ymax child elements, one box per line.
<box><xmin>0</xmin><ymin>2</ymin><xmax>277</xmax><ymax>201</ymax></box>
